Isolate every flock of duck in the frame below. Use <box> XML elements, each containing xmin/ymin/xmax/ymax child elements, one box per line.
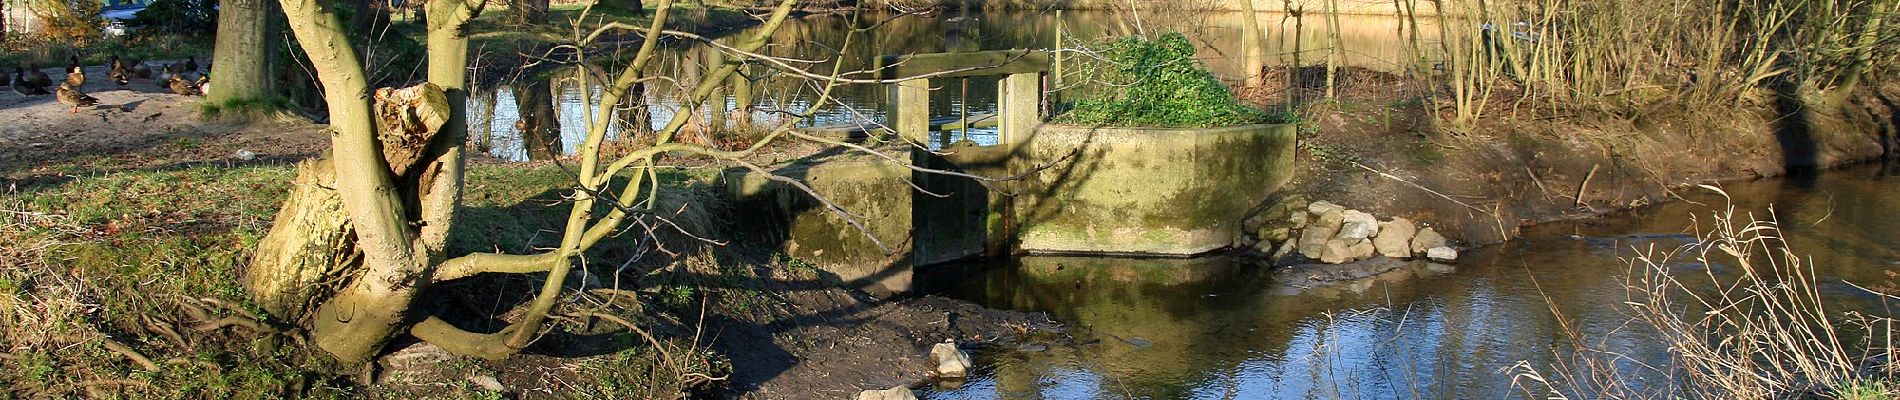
<box><xmin>8</xmin><ymin>55</ymin><xmax>210</xmax><ymax>113</ymax></box>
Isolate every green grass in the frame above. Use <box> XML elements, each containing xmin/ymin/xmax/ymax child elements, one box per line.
<box><xmin>0</xmin><ymin>162</ymin><xmax>739</xmax><ymax>397</ymax></box>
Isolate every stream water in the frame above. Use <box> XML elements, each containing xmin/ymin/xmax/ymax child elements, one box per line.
<box><xmin>916</xmin><ymin>164</ymin><xmax>1900</xmax><ymax>399</ymax></box>
<box><xmin>463</xmin><ymin>9</ymin><xmax>1439</xmax><ymax>161</ymax></box>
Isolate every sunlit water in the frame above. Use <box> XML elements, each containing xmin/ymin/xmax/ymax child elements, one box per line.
<box><xmin>464</xmin><ymin>10</ymin><xmax>1442</xmax><ymax>161</ymax></box>
<box><xmin>917</xmin><ymin>163</ymin><xmax>1900</xmax><ymax>399</ymax></box>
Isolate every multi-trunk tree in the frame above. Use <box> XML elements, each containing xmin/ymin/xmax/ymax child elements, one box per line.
<box><xmin>247</xmin><ymin>0</ymin><xmax>814</xmax><ymax>367</ymax></box>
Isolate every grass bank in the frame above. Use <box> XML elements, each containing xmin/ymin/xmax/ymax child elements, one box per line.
<box><xmin>0</xmin><ymin>162</ymin><xmax>751</xmax><ymax>398</ymax></box>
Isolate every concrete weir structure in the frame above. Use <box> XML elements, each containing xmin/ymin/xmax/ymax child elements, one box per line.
<box><xmin>722</xmin><ymin>50</ymin><xmax>1295</xmax><ymax>295</ymax></box>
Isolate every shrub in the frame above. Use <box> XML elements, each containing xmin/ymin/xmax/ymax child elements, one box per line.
<box><xmin>1056</xmin><ymin>32</ymin><xmax>1268</xmax><ymax>128</ymax></box>
<box><xmin>125</xmin><ymin>0</ymin><xmax>216</xmax><ymax>37</ymax></box>
<box><xmin>26</xmin><ymin>0</ymin><xmax>105</xmax><ymax>45</ymax></box>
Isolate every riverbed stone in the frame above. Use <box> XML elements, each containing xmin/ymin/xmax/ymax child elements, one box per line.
<box><xmin>1297</xmin><ymin>209</ymin><xmax>1342</xmax><ymax>258</ymax></box>
<box><xmin>930</xmin><ymin>342</ymin><xmax>973</xmax><ymax>379</ymax></box>
<box><xmin>1374</xmin><ymin>218</ymin><xmax>1417</xmax><ymax>258</ymax></box>
<box><xmin>1271</xmin><ymin>238</ymin><xmax>1297</xmax><ymax>262</ymax></box>
<box><xmin>857</xmin><ymin>386</ymin><xmax>919</xmax><ymax>400</ymax></box>
<box><xmin>1336</xmin><ymin>210</ymin><xmax>1380</xmax><ymax>241</ymax></box>
<box><xmin>1251</xmin><ymin>237</ymin><xmax>1276</xmax><ymax>254</ymax></box>
<box><xmin>1411</xmin><ymin>228</ymin><xmax>1447</xmax><ymax>256</ymax></box>
<box><xmin>1426</xmin><ymin>246</ymin><xmax>1459</xmax><ymax>262</ymax></box>
<box><xmin>1257</xmin><ymin>226</ymin><xmax>1292</xmax><ymax>243</ymax></box>
<box><xmin>1289</xmin><ymin>211</ymin><xmax>1309</xmax><ymax>229</ymax></box>
<box><xmin>1307</xmin><ymin>200</ymin><xmax>1345</xmax><ymax>216</ymax></box>
<box><xmin>1318</xmin><ymin>238</ymin><xmax>1375</xmax><ymax>264</ymax></box>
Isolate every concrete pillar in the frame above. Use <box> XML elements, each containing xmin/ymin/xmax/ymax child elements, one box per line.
<box><xmin>997</xmin><ymin>72</ymin><xmax>1040</xmax><ymax>147</ymax></box>
<box><xmin>889</xmin><ymin>78</ymin><xmax>931</xmax><ymax>143</ymax></box>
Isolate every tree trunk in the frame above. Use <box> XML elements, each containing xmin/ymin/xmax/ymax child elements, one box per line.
<box><xmin>510</xmin><ymin>0</ymin><xmax>547</xmax><ymax>25</ymax></box>
<box><xmin>208</xmin><ymin>0</ymin><xmax>281</xmax><ymax>105</ymax></box>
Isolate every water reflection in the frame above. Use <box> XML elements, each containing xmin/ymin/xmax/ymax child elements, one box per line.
<box><xmin>465</xmin><ymin>10</ymin><xmax>1443</xmax><ymax>161</ymax></box>
<box><xmin>923</xmin><ymin>166</ymin><xmax>1900</xmax><ymax>399</ymax></box>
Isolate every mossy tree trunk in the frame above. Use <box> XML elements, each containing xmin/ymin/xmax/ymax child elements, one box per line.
<box><xmin>208</xmin><ymin>0</ymin><xmax>280</xmax><ymax>105</ymax></box>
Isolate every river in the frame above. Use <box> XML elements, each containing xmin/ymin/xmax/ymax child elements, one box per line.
<box><xmin>915</xmin><ymin>164</ymin><xmax>1900</xmax><ymax>399</ymax></box>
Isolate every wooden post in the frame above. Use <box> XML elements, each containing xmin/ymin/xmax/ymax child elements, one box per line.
<box><xmin>997</xmin><ymin>72</ymin><xmax>1040</xmax><ymax>147</ymax></box>
<box><xmin>889</xmin><ymin>78</ymin><xmax>930</xmax><ymax>143</ymax></box>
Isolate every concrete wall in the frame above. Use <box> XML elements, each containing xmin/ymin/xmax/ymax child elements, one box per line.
<box><xmin>949</xmin><ymin>123</ymin><xmax>1298</xmax><ymax>255</ymax></box>
<box><xmin>725</xmin><ymin>122</ymin><xmax>1296</xmax><ymax>294</ymax></box>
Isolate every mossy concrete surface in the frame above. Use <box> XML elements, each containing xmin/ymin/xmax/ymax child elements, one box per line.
<box><xmin>725</xmin><ymin>123</ymin><xmax>1295</xmax><ymax>294</ymax></box>
<box><xmin>723</xmin><ymin>153</ymin><xmax>994</xmax><ymax>295</ymax></box>
<box><xmin>962</xmin><ymin>123</ymin><xmax>1298</xmax><ymax>255</ymax></box>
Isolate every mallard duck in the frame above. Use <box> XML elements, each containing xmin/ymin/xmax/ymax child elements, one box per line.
<box><xmin>195</xmin><ymin>74</ymin><xmax>211</xmax><ymax>97</ymax></box>
<box><xmin>64</xmin><ymin>64</ymin><xmax>85</xmax><ymax>87</ymax></box>
<box><xmin>57</xmin><ymin>82</ymin><xmax>98</xmax><ymax>113</ymax></box>
<box><xmin>12</xmin><ymin>67</ymin><xmax>50</xmax><ymax>96</ymax></box>
<box><xmin>108</xmin><ymin>55</ymin><xmax>130</xmax><ymax>86</ymax></box>
<box><xmin>24</xmin><ymin>65</ymin><xmax>51</xmax><ymax>89</ymax></box>
<box><xmin>168</xmin><ymin>74</ymin><xmax>201</xmax><ymax>96</ymax></box>
<box><xmin>182</xmin><ymin>56</ymin><xmax>198</xmax><ymax>74</ymax></box>
<box><xmin>129</xmin><ymin>58</ymin><xmax>152</xmax><ymax>79</ymax></box>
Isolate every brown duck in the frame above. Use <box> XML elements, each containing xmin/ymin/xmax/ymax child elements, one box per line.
<box><xmin>64</xmin><ymin>64</ymin><xmax>85</xmax><ymax>88</ymax></box>
<box><xmin>57</xmin><ymin>82</ymin><xmax>99</xmax><ymax>114</ymax></box>
<box><xmin>108</xmin><ymin>55</ymin><xmax>130</xmax><ymax>86</ymax></box>
<box><xmin>168</xmin><ymin>74</ymin><xmax>201</xmax><ymax>96</ymax></box>
<box><xmin>12</xmin><ymin>67</ymin><xmax>50</xmax><ymax>96</ymax></box>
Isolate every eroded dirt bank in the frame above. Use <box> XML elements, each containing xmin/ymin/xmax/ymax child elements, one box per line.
<box><xmin>1242</xmin><ymin>72</ymin><xmax>1900</xmax><ymax>248</ymax></box>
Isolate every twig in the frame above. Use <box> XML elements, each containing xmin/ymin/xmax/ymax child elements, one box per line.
<box><xmin>1575</xmin><ymin>163</ymin><xmax>1599</xmax><ymax>208</ymax></box>
<box><xmin>1347</xmin><ymin>160</ymin><xmax>1509</xmax><ymax>240</ymax></box>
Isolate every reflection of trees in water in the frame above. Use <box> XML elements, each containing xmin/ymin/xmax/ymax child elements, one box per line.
<box><xmin>513</xmin><ymin>74</ymin><xmax>561</xmax><ymax>161</ymax></box>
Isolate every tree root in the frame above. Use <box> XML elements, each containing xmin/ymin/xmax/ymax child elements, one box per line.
<box><xmin>410</xmin><ymin>317</ymin><xmax>530</xmax><ymax>360</ymax></box>
<box><xmin>194</xmin><ymin>316</ymin><xmax>276</xmax><ymax>333</ymax></box>
<box><xmin>165</xmin><ymin>357</ymin><xmax>222</xmax><ymax>372</ymax></box>
<box><xmin>98</xmin><ymin>338</ymin><xmax>161</xmax><ymax>372</ymax></box>
<box><xmin>142</xmin><ymin>315</ymin><xmax>188</xmax><ymax>347</ymax></box>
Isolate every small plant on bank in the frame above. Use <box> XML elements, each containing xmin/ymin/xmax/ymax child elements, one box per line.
<box><xmin>1055</xmin><ymin>32</ymin><xmax>1269</xmax><ymax>128</ymax></box>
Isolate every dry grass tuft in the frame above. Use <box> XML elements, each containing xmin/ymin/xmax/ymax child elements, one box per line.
<box><xmin>1512</xmin><ymin>185</ymin><xmax>1897</xmax><ymax>399</ymax></box>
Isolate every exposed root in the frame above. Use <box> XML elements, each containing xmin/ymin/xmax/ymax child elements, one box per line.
<box><xmin>98</xmin><ymin>337</ymin><xmax>161</xmax><ymax>372</ymax></box>
<box><xmin>165</xmin><ymin>357</ymin><xmax>223</xmax><ymax>372</ymax></box>
<box><xmin>193</xmin><ymin>316</ymin><xmax>274</xmax><ymax>333</ymax></box>
<box><xmin>142</xmin><ymin>315</ymin><xmax>188</xmax><ymax>347</ymax></box>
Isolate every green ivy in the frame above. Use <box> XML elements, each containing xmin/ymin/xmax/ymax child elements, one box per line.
<box><xmin>1056</xmin><ymin>32</ymin><xmax>1269</xmax><ymax>128</ymax></box>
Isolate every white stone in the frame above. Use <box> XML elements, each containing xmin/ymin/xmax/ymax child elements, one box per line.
<box><xmin>1335</xmin><ymin>210</ymin><xmax>1380</xmax><ymax>241</ymax></box>
<box><xmin>468</xmin><ymin>375</ymin><xmax>505</xmax><ymax>392</ymax></box>
<box><xmin>857</xmin><ymin>386</ymin><xmax>919</xmax><ymax>400</ymax></box>
<box><xmin>930</xmin><ymin>342</ymin><xmax>973</xmax><ymax>379</ymax></box>
<box><xmin>1426</xmin><ymin>246</ymin><xmax>1459</xmax><ymax>262</ymax></box>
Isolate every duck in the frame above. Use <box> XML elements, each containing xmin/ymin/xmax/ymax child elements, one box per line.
<box><xmin>108</xmin><ymin>55</ymin><xmax>131</xmax><ymax>86</ymax></box>
<box><xmin>57</xmin><ymin>82</ymin><xmax>98</xmax><ymax>113</ymax></box>
<box><xmin>12</xmin><ymin>67</ymin><xmax>50</xmax><ymax>96</ymax></box>
<box><xmin>64</xmin><ymin>64</ymin><xmax>85</xmax><ymax>88</ymax></box>
<box><xmin>195</xmin><ymin>74</ymin><xmax>211</xmax><ymax>97</ymax></box>
<box><xmin>24</xmin><ymin>65</ymin><xmax>51</xmax><ymax>89</ymax></box>
<box><xmin>182</xmin><ymin>56</ymin><xmax>198</xmax><ymax>74</ymax></box>
<box><xmin>129</xmin><ymin>58</ymin><xmax>152</xmax><ymax>79</ymax></box>
<box><xmin>168</xmin><ymin>74</ymin><xmax>201</xmax><ymax>96</ymax></box>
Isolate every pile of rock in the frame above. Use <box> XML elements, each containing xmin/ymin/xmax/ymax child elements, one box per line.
<box><xmin>1240</xmin><ymin>195</ymin><xmax>1457</xmax><ymax>264</ymax></box>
